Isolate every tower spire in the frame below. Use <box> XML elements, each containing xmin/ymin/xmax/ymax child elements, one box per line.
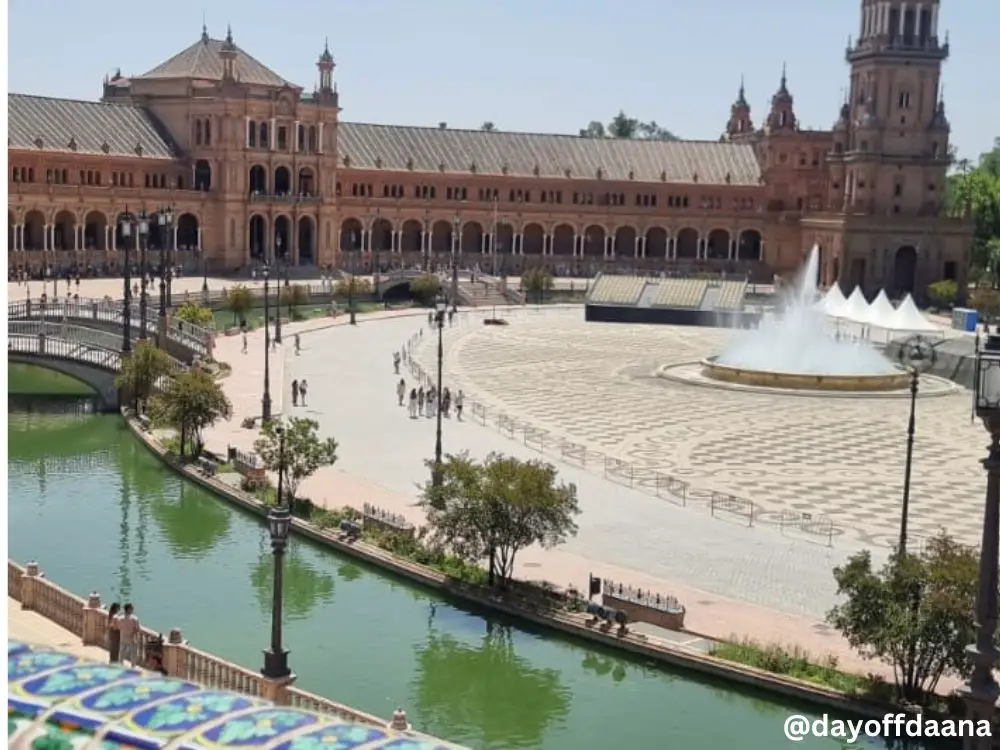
<box><xmin>201</xmin><ymin>14</ymin><xmax>208</xmax><ymax>43</ymax></box>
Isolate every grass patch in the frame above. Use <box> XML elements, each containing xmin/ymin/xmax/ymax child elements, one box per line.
<box><xmin>711</xmin><ymin>638</ymin><xmax>877</xmax><ymax>696</ymax></box>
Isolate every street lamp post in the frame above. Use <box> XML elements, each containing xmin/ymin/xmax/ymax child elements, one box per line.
<box><xmin>963</xmin><ymin>334</ymin><xmax>1000</xmax><ymax>744</ymax></box>
<box><xmin>348</xmin><ymin>232</ymin><xmax>357</xmax><ymax>326</ymax></box>
<box><xmin>201</xmin><ymin>246</ymin><xmax>209</xmax><ymax>298</ymax></box>
<box><xmin>896</xmin><ymin>336</ymin><xmax>936</xmax><ymax>555</ymax></box>
<box><xmin>261</xmin><ymin>264</ymin><xmax>273</xmax><ymax>422</ymax></box>
<box><xmin>423</xmin><ymin>210</ymin><xmax>432</xmax><ymax>272</ymax></box>
<box><xmin>138</xmin><ymin>211</ymin><xmax>149</xmax><ymax>340</ymax></box>
<box><xmin>451</xmin><ymin>214</ymin><xmax>460</xmax><ymax>313</ymax></box>
<box><xmin>431</xmin><ymin>291</ymin><xmax>448</xmax><ymax>488</ymax></box>
<box><xmin>372</xmin><ymin>210</ymin><xmax>381</xmax><ymax>296</ymax></box>
<box><xmin>274</xmin><ymin>235</ymin><xmax>283</xmax><ymax>345</ymax></box>
<box><xmin>119</xmin><ymin>213</ymin><xmax>133</xmax><ymax>354</ymax></box>
<box><xmin>162</xmin><ymin>208</ymin><xmax>175</xmax><ymax>308</ymax></box>
<box><xmin>262</xmin><ymin>426</ymin><xmax>291</xmax><ymax>680</ymax></box>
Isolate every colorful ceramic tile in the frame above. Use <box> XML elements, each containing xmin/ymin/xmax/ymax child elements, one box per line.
<box><xmin>75</xmin><ymin>677</ymin><xmax>197</xmax><ymax>716</ymax></box>
<box><xmin>198</xmin><ymin>708</ymin><xmax>317</xmax><ymax>747</ymax></box>
<box><xmin>273</xmin><ymin>722</ymin><xmax>389</xmax><ymax>750</ymax></box>
<box><xmin>16</xmin><ymin>665</ymin><xmax>139</xmax><ymax>699</ymax></box>
<box><xmin>378</xmin><ymin>741</ymin><xmax>457</xmax><ymax>750</ymax></box>
<box><xmin>101</xmin><ymin>727</ymin><xmax>165</xmax><ymax>750</ymax></box>
<box><xmin>125</xmin><ymin>691</ymin><xmax>262</xmax><ymax>738</ymax></box>
<box><xmin>47</xmin><ymin>709</ymin><xmax>104</xmax><ymax>733</ymax></box>
<box><xmin>8</xmin><ymin>714</ymin><xmax>34</xmax><ymax>739</ymax></box>
<box><xmin>9</xmin><ymin>696</ymin><xmax>51</xmax><ymax>719</ymax></box>
<box><xmin>9</xmin><ymin>641</ymin><xmax>32</xmax><ymax>657</ymax></box>
<box><xmin>27</xmin><ymin>723</ymin><xmax>93</xmax><ymax>750</ymax></box>
<box><xmin>8</xmin><ymin>651</ymin><xmax>80</xmax><ymax>681</ymax></box>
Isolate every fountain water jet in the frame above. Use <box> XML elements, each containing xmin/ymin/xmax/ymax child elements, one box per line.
<box><xmin>703</xmin><ymin>245</ymin><xmax>909</xmax><ymax>391</ymax></box>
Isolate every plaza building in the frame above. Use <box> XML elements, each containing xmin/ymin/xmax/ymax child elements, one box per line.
<box><xmin>7</xmin><ymin>0</ymin><xmax>972</xmax><ymax>297</ymax></box>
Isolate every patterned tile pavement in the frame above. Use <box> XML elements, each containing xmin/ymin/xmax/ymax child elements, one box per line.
<box><xmin>412</xmin><ymin>313</ymin><xmax>988</xmax><ymax>548</ymax></box>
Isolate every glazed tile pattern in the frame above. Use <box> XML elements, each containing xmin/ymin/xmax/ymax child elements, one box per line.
<box><xmin>7</xmin><ymin>642</ymin><xmax>466</xmax><ymax>750</ymax></box>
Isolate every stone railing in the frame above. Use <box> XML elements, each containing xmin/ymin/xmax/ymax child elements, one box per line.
<box><xmin>601</xmin><ymin>579</ymin><xmax>686</xmax><ymax>630</ymax></box>
<box><xmin>7</xmin><ymin>559</ymin><xmax>405</xmax><ymax>729</ymax></box>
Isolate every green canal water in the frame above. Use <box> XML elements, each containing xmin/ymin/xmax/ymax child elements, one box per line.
<box><xmin>8</xmin><ymin>397</ymin><xmax>924</xmax><ymax>750</ymax></box>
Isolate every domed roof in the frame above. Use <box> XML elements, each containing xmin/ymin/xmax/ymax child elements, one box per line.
<box><xmin>8</xmin><ymin>640</ymin><xmax>467</xmax><ymax>750</ymax></box>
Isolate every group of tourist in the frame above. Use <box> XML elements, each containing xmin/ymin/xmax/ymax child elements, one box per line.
<box><xmin>291</xmin><ymin>379</ymin><xmax>310</xmax><ymax>407</ymax></box>
<box><xmin>105</xmin><ymin>602</ymin><xmax>143</xmax><ymax>667</ymax></box>
<box><xmin>399</xmin><ymin>379</ymin><xmax>464</xmax><ymax>420</ymax></box>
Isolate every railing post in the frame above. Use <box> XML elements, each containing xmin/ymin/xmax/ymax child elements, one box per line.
<box><xmin>163</xmin><ymin>628</ymin><xmax>189</xmax><ymax>678</ymax></box>
<box><xmin>37</xmin><ymin>332</ymin><xmax>46</xmax><ymax>355</ymax></box>
<box><xmin>389</xmin><ymin>709</ymin><xmax>411</xmax><ymax>733</ymax></box>
<box><xmin>82</xmin><ymin>592</ymin><xmax>106</xmax><ymax>646</ymax></box>
<box><xmin>20</xmin><ymin>561</ymin><xmax>41</xmax><ymax>611</ymax></box>
<box><xmin>259</xmin><ymin>674</ymin><xmax>297</xmax><ymax>704</ymax></box>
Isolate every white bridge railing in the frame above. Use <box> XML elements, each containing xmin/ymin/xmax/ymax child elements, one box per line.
<box><xmin>8</xmin><ymin>298</ymin><xmax>210</xmax><ymax>358</ymax></box>
<box><xmin>8</xmin><ymin>332</ymin><xmax>122</xmax><ymax>372</ymax></box>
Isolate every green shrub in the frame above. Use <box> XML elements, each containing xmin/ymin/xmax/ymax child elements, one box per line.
<box><xmin>409</xmin><ymin>274</ymin><xmax>442</xmax><ymax>305</ymax></box>
<box><xmin>927</xmin><ymin>279</ymin><xmax>958</xmax><ymax>310</ymax></box>
<box><xmin>175</xmin><ymin>303</ymin><xmax>215</xmax><ymax>327</ymax></box>
<box><xmin>334</xmin><ymin>277</ymin><xmax>373</xmax><ymax>297</ymax></box>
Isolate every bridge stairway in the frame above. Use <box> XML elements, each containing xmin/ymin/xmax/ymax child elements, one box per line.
<box><xmin>700</xmin><ymin>286</ymin><xmax>722</xmax><ymax>311</ymax></box>
<box><xmin>457</xmin><ymin>281</ymin><xmax>511</xmax><ymax>308</ymax></box>
<box><xmin>636</xmin><ymin>283</ymin><xmax>660</xmax><ymax>308</ymax></box>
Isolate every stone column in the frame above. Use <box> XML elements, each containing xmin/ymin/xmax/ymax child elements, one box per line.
<box><xmin>931</xmin><ymin>4</ymin><xmax>939</xmax><ymax>36</ymax></box>
<box><xmin>293</xmin><ymin>121</ymin><xmax>300</xmax><ymax>152</ymax></box>
<box><xmin>259</xmin><ymin>674</ymin><xmax>296</xmax><ymax>704</ymax></box>
<box><xmin>269</xmin><ymin>118</ymin><xmax>276</xmax><ymax>151</ymax></box>
<box><xmin>515</xmin><ymin>234</ymin><xmax>523</xmax><ymax>255</ymax></box>
<box><xmin>197</xmin><ymin>228</ymin><xmax>203</xmax><ymax>252</ymax></box>
<box><xmin>317</xmin><ymin>123</ymin><xmax>324</xmax><ymax>154</ymax></box>
<box><xmin>245</xmin><ymin>117</ymin><xmax>251</xmax><ymax>147</ymax></box>
<box><xmin>163</xmin><ymin>628</ymin><xmax>188</xmax><ymax>678</ymax></box>
<box><xmin>915</xmin><ymin>3</ymin><xmax>923</xmax><ymax>36</ymax></box>
<box><xmin>899</xmin><ymin>3</ymin><xmax>907</xmax><ymax>35</ymax></box>
<box><xmin>729</xmin><ymin>239</ymin><xmax>736</xmax><ymax>261</ymax></box>
<box><xmin>20</xmin><ymin>561</ymin><xmax>41</xmax><ymax>610</ymax></box>
<box><xmin>109</xmin><ymin>226</ymin><xmax>116</xmax><ymax>253</ymax></box>
<box><xmin>82</xmin><ymin>593</ymin><xmax>106</xmax><ymax>646</ymax></box>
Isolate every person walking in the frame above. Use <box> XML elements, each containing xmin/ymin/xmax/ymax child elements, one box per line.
<box><xmin>294</xmin><ymin>334</ymin><xmax>301</xmax><ymax>355</ymax></box>
<box><xmin>107</xmin><ymin>603</ymin><xmax>122</xmax><ymax>664</ymax></box>
<box><xmin>291</xmin><ymin>379</ymin><xmax>299</xmax><ymax>407</ymax></box>
<box><xmin>299</xmin><ymin>379</ymin><xmax>308</xmax><ymax>407</ymax></box>
<box><xmin>396</xmin><ymin>378</ymin><xmax>406</xmax><ymax>406</ymax></box>
<box><xmin>242</xmin><ymin>331</ymin><xmax>248</xmax><ymax>354</ymax></box>
<box><xmin>408</xmin><ymin>388</ymin><xmax>418</xmax><ymax>418</ymax></box>
<box><xmin>455</xmin><ymin>389</ymin><xmax>464</xmax><ymax>420</ymax></box>
<box><xmin>393</xmin><ymin>352</ymin><xmax>401</xmax><ymax>374</ymax></box>
<box><xmin>417</xmin><ymin>386</ymin><xmax>425</xmax><ymax>416</ymax></box>
<box><xmin>442</xmin><ymin>387</ymin><xmax>451</xmax><ymax>418</ymax></box>
<box><xmin>118</xmin><ymin>603</ymin><xmax>141</xmax><ymax>667</ymax></box>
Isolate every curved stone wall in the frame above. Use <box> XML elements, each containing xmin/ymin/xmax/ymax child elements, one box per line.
<box><xmin>8</xmin><ymin>640</ymin><xmax>465</xmax><ymax>750</ymax></box>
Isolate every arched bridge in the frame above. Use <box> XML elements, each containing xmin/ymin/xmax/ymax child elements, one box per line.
<box><xmin>8</xmin><ymin>325</ymin><xmax>124</xmax><ymax>412</ymax></box>
<box><xmin>8</xmin><ymin>298</ymin><xmax>212</xmax><ymax>363</ymax></box>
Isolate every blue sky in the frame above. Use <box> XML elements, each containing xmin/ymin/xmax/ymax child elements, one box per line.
<box><xmin>9</xmin><ymin>0</ymin><xmax>997</xmax><ymax>161</ymax></box>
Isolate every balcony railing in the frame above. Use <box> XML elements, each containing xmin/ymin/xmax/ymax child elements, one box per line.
<box><xmin>248</xmin><ymin>192</ymin><xmax>322</xmax><ymax>204</ymax></box>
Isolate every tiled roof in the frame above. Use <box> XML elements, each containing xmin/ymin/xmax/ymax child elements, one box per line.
<box><xmin>338</xmin><ymin>123</ymin><xmax>762</xmax><ymax>186</ymax></box>
<box><xmin>135</xmin><ymin>35</ymin><xmax>294</xmax><ymax>88</ymax></box>
<box><xmin>8</xmin><ymin>94</ymin><xmax>177</xmax><ymax>159</ymax></box>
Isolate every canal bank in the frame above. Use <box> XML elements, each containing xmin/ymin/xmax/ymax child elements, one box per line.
<box><xmin>8</xmin><ymin>404</ymin><xmax>907</xmax><ymax>749</ymax></box>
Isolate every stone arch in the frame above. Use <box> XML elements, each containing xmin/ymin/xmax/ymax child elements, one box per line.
<box><xmin>274</xmin><ymin>166</ymin><xmax>291</xmax><ymax>195</ymax></box>
<box><xmin>706</xmin><ymin>228</ymin><xmax>731</xmax><ymax>260</ymax></box>
<box><xmin>8</xmin><ymin>210</ymin><xmax>15</xmax><ymax>251</ymax></box>
<box><xmin>676</xmin><ymin>227</ymin><xmax>699</xmax><ymax>260</ymax></box>
<box><xmin>461</xmin><ymin>221</ymin><xmax>483</xmax><ymax>255</ymax></box>
<box><xmin>400</xmin><ymin>219</ymin><xmax>422</xmax><ymax>252</ymax></box>
<box><xmin>552</xmin><ymin>224</ymin><xmax>575</xmax><ymax>256</ymax></box>
<box><xmin>194</xmin><ymin>159</ymin><xmax>212</xmax><ymax>191</ymax></box>
<box><xmin>494</xmin><ymin>222</ymin><xmax>514</xmax><ymax>256</ymax></box>
<box><xmin>893</xmin><ymin>245</ymin><xmax>917</xmax><ymax>296</ymax></box>
<box><xmin>339</xmin><ymin>218</ymin><xmax>363</xmax><ymax>252</ymax></box>
<box><xmin>177</xmin><ymin>213</ymin><xmax>199</xmax><ymax>252</ymax></box>
<box><xmin>297</xmin><ymin>167</ymin><xmax>315</xmax><ymax>196</ymax></box>
<box><xmin>297</xmin><ymin>216</ymin><xmax>316</xmax><ymax>265</ymax></box>
<box><xmin>53</xmin><ymin>210</ymin><xmax>76</xmax><ymax>250</ymax></box>
<box><xmin>249</xmin><ymin>215</ymin><xmax>267</xmax><ymax>260</ymax></box>
<box><xmin>371</xmin><ymin>216</ymin><xmax>393</xmax><ymax>252</ymax></box>
<box><xmin>83</xmin><ymin>211</ymin><xmax>107</xmax><ymax>251</ymax></box>
<box><xmin>737</xmin><ymin>229</ymin><xmax>763</xmax><ymax>262</ymax></box>
<box><xmin>274</xmin><ymin>215</ymin><xmax>292</xmax><ymax>260</ymax></box>
<box><xmin>24</xmin><ymin>210</ymin><xmax>45</xmax><ymax>250</ymax></box>
<box><xmin>523</xmin><ymin>223</ymin><xmax>545</xmax><ymax>255</ymax></box>
<box><xmin>248</xmin><ymin>165</ymin><xmax>267</xmax><ymax>194</ymax></box>
<box><xmin>431</xmin><ymin>220</ymin><xmax>453</xmax><ymax>253</ymax></box>
<box><xmin>645</xmin><ymin>227</ymin><xmax>668</xmax><ymax>258</ymax></box>
<box><xmin>614</xmin><ymin>226</ymin><xmax>637</xmax><ymax>258</ymax></box>
<box><xmin>583</xmin><ymin>225</ymin><xmax>605</xmax><ymax>257</ymax></box>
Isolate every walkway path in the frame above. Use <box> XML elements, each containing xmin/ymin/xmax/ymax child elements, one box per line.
<box><xmin>201</xmin><ymin>307</ymin><xmax>917</xmax><ymax>687</ymax></box>
<box><xmin>7</xmin><ymin>598</ymin><xmax>108</xmax><ymax>662</ymax></box>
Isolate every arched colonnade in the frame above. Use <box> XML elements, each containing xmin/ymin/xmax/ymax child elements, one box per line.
<box><xmin>8</xmin><ymin>209</ymin><xmax>202</xmax><ymax>254</ymax></box>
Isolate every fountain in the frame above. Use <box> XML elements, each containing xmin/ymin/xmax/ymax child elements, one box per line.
<box><xmin>702</xmin><ymin>245</ymin><xmax>910</xmax><ymax>392</ymax></box>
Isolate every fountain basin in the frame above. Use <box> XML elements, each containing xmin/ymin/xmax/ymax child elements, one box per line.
<box><xmin>701</xmin><ymin>357</ymin><xmax>911</xmax><ymax>392</ymax></box>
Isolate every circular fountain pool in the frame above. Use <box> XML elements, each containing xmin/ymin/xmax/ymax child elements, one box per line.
<box><xmin>700</xmin><ymin>356</ymin><xmax>911</xmax><ymax>392</ymax></box>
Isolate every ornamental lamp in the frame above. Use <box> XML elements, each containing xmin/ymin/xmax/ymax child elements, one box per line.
<box><xmin>138</xmin><ymin>212</ymin><xmax>149</xmax><ymax>236</ymax></box>
<box><xmin>261</xmin><ymin>263</ymin><xmax>270</xmax><ymax>280</ymax></box>
<box><xmin>120</xmin><ymin>216</ymin><xmax>132</xmax><ymax>238</ymax></box>
<box><xmin>974</xmin><ymin>335</ymin><xmax>1000</xmax><ymax>426</ymax></box>
<box><xmin>268</xmin><ymin>503</ymin><xmax>291</xmax><ymax>546</ymax></box>
<box><xmin>435</xmin><ymin>291</ymin><xmax>448</xmax><ymax>315</ymax></box>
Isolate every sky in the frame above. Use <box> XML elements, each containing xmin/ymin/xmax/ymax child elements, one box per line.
<box><xmin>8</xmin><ymin>0</ymin><xmax>998</xmax><ymax>162</ymax></box>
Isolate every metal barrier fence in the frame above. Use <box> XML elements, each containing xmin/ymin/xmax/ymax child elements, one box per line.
<box><xmin>8</xmin><ymin>333</ymin><xmax>122</xmax><ymax>372</ymax></box>
<box><xmin>399</xmin><ymin>306</ymin><xmax>843</xmax><ymax>547</ymax></box>
<box><xmin>362</xmin><ymin>502</ymin><xmax>414</xmax><ymax>533</ymax></box>
<box><xmin>602</xmin><ymin>580</ymin><xmax>683</xmax><ymax>612</ymax></box>
<box><xmin>8</xmin><ymin>297</ymin><xmax>210</xmax><ymax>356</ymax></box>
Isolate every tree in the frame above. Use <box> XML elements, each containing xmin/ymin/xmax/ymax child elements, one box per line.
<box><xmin>280</xmin><ymin>283</ymin><xmax>310</xmax><ymax>319</ymax></box>
<box><xmin>115</xmin><ymin>340</ymin><xmax>175</xmax><ymax>413</ymax></box>
<box><xmin>522</xmin><ymin>266</ymin><xmax>554</xmax><ymax>303</ymax></box>
<box><xmin>225</xmin><ymin>284</ymin><xmax>254</xmax><ymax>327</ymax></box>
<box><xmin>254</xmin><ymin>416</ymin><xmax>338</xmax><ymax>503</ymax></box>
<box><xmin>826</xmin><ymin>533</ymin><xmax>978</xmax><ymax>702</ymax></box>
<box><xmin>333</xmin><ymin>276</ymin><xmax>373</xmax><ymax>297</ymax></box>
<box><xmin>947</xmin><ymin>140</ymin><xmax>1000</xmax><ymax>282</ymax></box>
<box><xmin>421</xmin><ymin>452</ymin><xmax>580</xmax><ymax>587</ymax></box>
<box><xmin>409</xmin><ymin>273</ymin><xmax>442</xmax><ymax>306</ymax></box>
<box><xmin>970</xmin><ymin>287</ymin><xmax>1000</xmax><ymax>322</ymax></box>
<box><xmin>150</xmin><ymin>369</ymin><xmax>232</xmax><ymax>457</ymax></box>
<box><xmin>926</xmin><ymin>279</ymin><xmax>958</xmax><ymax>310</ymax></box>
<box><xmin>579</xmin><ymin>110</ymin><xmax>678</xmax><ymax>141</ymax></box>
<box><xmin>481</xmin><ymin>121</ymin><xmax>496</xmax><ymax>132</ymax></box>
<box><xmin>175</xmin><ymin>303</ymin><xmax>215</xmax><ymax>328</ymax></box>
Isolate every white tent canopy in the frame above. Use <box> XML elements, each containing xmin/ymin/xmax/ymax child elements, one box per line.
<box><xmin>858</xmin><ymin>289</ymin><xmax>897</xmax><ymax>328</ymax></box>
<box><xmin>835</xmin><ymin>286</ymin><xmax>871</xmax><ymax>322</ymax></box>
<box><xmin>885</xmin><ymin>294</ymin><xmax>940</xmax><ymax>333</ymax></box>
<box><xmin>818</xmin><ymin>285</ymin><xmax>847</xmax><ymax>316</ymax></box>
